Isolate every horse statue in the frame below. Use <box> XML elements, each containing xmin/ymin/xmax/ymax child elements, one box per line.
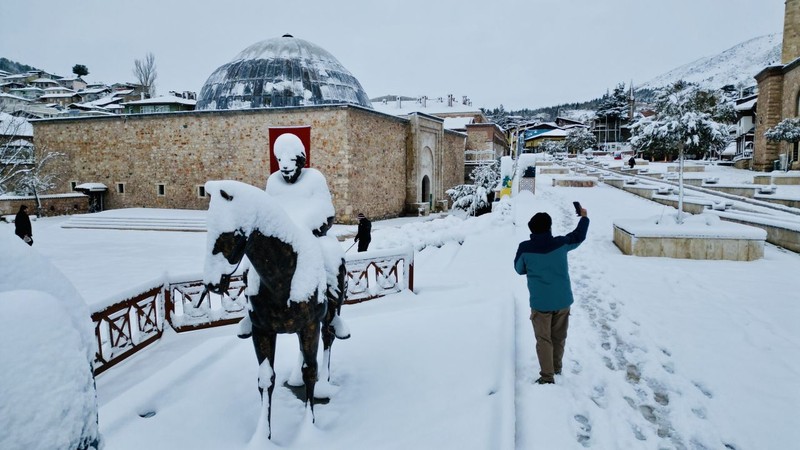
<box><xmin>203</xmin><ymin>180</ymin><xmax>347</xmax><ymax>439</ymax></box>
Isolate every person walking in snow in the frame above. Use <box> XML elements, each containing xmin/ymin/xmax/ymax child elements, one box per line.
<box><xmin>628</xmin><ymin>156</ymin><xmax>636</xmax><ymax>169</ymax></box>
<box><xmin>354</xmin><ymin>213</ymin><xmax>371</xmax><ymax>252</ymax></box>
<box><xmin>514</xmin><ymin>206</ymin><xmax>589</xmax><ymax>384</ymax></box>
<box><xmin>14</xmin><ymin>204</ymin><xmax>33</xmax><ymax>246</ymax></box>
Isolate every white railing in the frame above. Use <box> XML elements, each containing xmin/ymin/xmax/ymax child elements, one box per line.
<box><xmin>91</xmin><ymin>247</ymin><xmax>414</xmax><ymax>374</ymax></box>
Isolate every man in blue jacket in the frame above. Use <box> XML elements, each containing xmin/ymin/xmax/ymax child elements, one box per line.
<box><xmin>514</xmin><ymin>207</ymin><xmax>589</xmax><ymax>384</ymax></box>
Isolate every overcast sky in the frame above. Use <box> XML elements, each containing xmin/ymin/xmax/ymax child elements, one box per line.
<box><xmin>0</xmin><ymin>0</ymin><xmax>786</xmax><ymax>110</ymax></box>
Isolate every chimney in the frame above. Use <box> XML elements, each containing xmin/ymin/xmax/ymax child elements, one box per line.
<box><xmin>447</xmin><ymin>94</ymin><xmax>453</xmax><ymax>107</ymax></box>
<box><xmin>422</xmin><ymin>95</ymin><xmax>427</xmax><ymax>108</ymax></box>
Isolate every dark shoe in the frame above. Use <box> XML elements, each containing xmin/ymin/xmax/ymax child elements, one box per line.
<box><xmin>555</xmin><ymin>370</ymin><xmax>562</xmax><ymax>375</ymax></box>
<box><xmin>535</xmin><ymin>377</ymin><xmax>555</xmax><ymax>385</ymax></box>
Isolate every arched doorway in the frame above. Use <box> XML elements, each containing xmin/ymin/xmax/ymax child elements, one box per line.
<box><xmin>421</xmin><ymin>175</ymin><xmax>431</xmax><ymax>207</ymax></box>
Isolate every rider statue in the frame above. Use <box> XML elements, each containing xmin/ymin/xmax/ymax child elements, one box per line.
<box><xmin>237</xmin><ymin>132</ymin><xmax>351</xmax><ymax>340</ymax></box>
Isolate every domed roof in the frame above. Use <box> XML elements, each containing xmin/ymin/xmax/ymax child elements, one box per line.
<box><xmin>196</xmin><ymin>34</ymin><xmax>373</xmax><ymax>110</ymax></box>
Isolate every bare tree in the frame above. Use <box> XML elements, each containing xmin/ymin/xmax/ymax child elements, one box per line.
<box><xmin>0</xmin><ymin>110</ymin><xmax>34</xmax><ymax>194</ymax></box>
<box><xmin>15</xmin><ymin>145</ymin><xmax>66</xmax><ymax>216</ymax></box>
<box><xmin>133</xmin><ymin>52</ymin><xmax>158</xmax><ymax>97</ymax></box>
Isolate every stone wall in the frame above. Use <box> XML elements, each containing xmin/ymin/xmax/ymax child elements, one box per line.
<box><xmin>442</xmin><ymin>130</ymin><xmax>466</xmax><ymax>207</ymax></box>
<box><xmin>0</xmin><ymin>193</ymin><xmax>90</xmax><ymax>217</ymax></box>
<box><xmin>32</xmin><ymin>106</ymin><xmax>463</xmax><ymax>223</ymax></box>
<box><xmin>343</xmin><ymin>107</ymin><xmax>409</xmax><ymax>222</ymax></box>
<box><xmin>754</xmin><ymin>67</ymin><xmax>785</xmax><ymax>171</ymax></box>
<box><xmin>784</xmin><ymin>0</ymin><xmax>800</xmax><ymax>64</ymax></box>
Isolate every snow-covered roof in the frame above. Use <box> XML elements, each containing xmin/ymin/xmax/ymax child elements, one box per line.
<box><xmin>196</xmin><ymin>34</ymin><xmax>373</xmax><ymax>110</ymax></box>
<box><xmin>44</xmin><ymin>87</ymin><xmax>75</xmax><ymax>93</ymax></box>
<box><xmin>40</xmin><ymin>93</ymin><xmax>79</xmax><ymax>99</ymax></box>
<box><xmin>0</xmin><ymin>92</ymin><xmax>32</xmax><ymax>102</ymax></box>
<box><xmin>0</xmin><ymin>112</ymin><xmax>33</xmax><ymax>137</ymax></box>
<box><xmin>1</xmin><ymin>139</ymin><xmax>33</xmax><ymax>148</ymax></box>
<box><xmin>30</xmin><ymin>78</ymin><xmax>60</xmax><ymax>85</ymax></box>
<box><xmin>372</xmin><ymin>97</ymin><xmax>482</xmax><ymax>117</ymax></box>
<box><xmin>123</xmin><ymin>94</ymin><xmax>197</xmax><ymax>106</ymax></box>
<box><xmin>443</xmin><ymin>116</ymin><xmax>474</xmax><ymax>130</ymax></box>
<box><xmin>735</xmin><ymin>98</ymin><xmax>757</xmax><ymax>111</ymax></box>
<box><xmin>74</xmin><ymin>183</ymin><xmax>108</xmax><ymax>191</ymax></box>
<box><xmin>721</xmin><ymin>141</ymin><xmax>737</xmax><ymax>155</ymax></box>
<box><xmin>78</xmin><ymin>87</ymin><xmax>110</xmax><ymax>95</ymax></box>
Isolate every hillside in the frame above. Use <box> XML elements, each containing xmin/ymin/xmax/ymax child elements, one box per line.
<box><xmin>639</xmin><ymin>33</ymin><xmax>781</xmax><ymax>91</ymax></box>
<box><xmin>0</xmin><ymin>57</ymin><xmax>40</xmax><ymax>75</ymax></box>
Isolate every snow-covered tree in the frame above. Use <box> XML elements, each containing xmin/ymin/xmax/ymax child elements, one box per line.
<box><xmin>765</xmin><ymin>117</ymin><xmax>800</xmax><ymax>143</ymax></box>
<box><xmin>630</xmin><ymin>81</ymin><xmax>730</xmax><ymax>223</ymax></box>
<box><xmin>538</xmin><ymin>140</ymin><xmax>565</xmax><ymax>155</ymax></box>
<box><xmin>595</xmin><ymin>83</ymin><xmax>630</xmax><ymax>122</ymax></box>
<box><xmin>765</xmin><ymin>117</ymin><xmax>800</xmax><ymax>169</ymax></box>
<box><xmin>630</xmin><ymin>81</ymin><xmax>730</xmax><ymax>161</ymax></box>
<box><xmin>446</xmin><ymin>163</ymin><xmax>499</xmax><ymax>216</ymax></box>
<box><xmin>15</xmin><ymin>146</ymin><xmax>66</xmax><ymax>215</ymax></box>
<box><xmin>564</xmin><ymin>127</ymin><xmax>597</xmax><ymax>154</ymax></box>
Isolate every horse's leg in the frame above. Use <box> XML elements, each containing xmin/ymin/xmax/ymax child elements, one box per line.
<box><xmin>252</xmin><ymin>329</ymin><xmax>277</xmax><ymax>440</ymax></box>
<box><xmin>330</xmin><ymin>259</ymin><xmax>350</xmax><ymax>340</ymax></box>
<box><xmin>297</xmin><ymin>320</ymin><xmax>320</xmax><ymax>422</ymax></box>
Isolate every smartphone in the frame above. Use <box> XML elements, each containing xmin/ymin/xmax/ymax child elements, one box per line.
<box><xmin>573</xmin><ymin>201</ymin><xmax>582</xmax><ymax>216</ymax></box>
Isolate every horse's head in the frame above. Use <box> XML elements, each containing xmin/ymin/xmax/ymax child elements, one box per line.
<box><xmin>204</xmin><ymin>184</ymin><xmax>253</xmax><ymax>294</ymax></box>
<box><xmin>205</xmin><ymin>228</ymin><xmax>250</xmax><ymax>294</ymax></box>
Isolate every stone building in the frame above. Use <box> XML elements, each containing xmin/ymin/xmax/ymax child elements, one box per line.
<box><xmin>754</xmin><ymin>0</ymin><xmax>800</xmax><ymax>171</ymax></box>
<box><xmin>32</xmin><ymin>35</ymin><xmax>465</xmax><ymax>222</ymax></box>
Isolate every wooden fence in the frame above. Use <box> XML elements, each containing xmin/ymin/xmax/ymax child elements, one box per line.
<box><xmin>90</xmin><ymin>247</ymin><xmax>414</xmax><ymax>375</ymax></box>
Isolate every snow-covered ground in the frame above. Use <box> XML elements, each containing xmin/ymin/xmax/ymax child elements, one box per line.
<box><xmin>2</xmin><ymin>159</ymin><xmax>799</xmax><ymax>449</ymax></box>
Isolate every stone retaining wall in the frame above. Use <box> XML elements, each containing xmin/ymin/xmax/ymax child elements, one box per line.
<box><xmin>613</xmin><ymin>225</ymin><xmax>764</xmax><ymax>261</ymax></box>
<box><xmin>0</xmin><ymin>194</ymin><xmax>90</xmax><ymax>217</ymax></box>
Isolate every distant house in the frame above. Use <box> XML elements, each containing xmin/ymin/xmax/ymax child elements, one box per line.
<box><xmin>39</xmin><ymin>92</ymin><xmax>81</xmax><ymax>108</ymax></box>
<box><xmin>733</xmin><ymin>94</ymin><xmax>757</xmax><ymax>163</ymax></box>
<box><xmin>521</xmin><ymin>122</ymin><xmax>568</xmax><ymax>151</ymax></box>
<box><xmin>1</xmin><ymin>112</ymin><xmax>34</xmax><ymax>169</ymax></box>
<box><xmin>30</xmin><ymin>78</ymin><xmax>61</xmax><ymax>90</ymax></box>
<box><xmin>77</xmin><ymin>86</ymin><xmax>113</xmax><ymax>103</ymax></box>
<box><xmin>59</xmin><ymin>77</ymin><xmax>87</xmax><ymax>91</ymax></box>
<box><xmin>8</xmin><ymin>86</ymin><xmax>44</xmax><ymax>100</ymax></box>
<box><xmin>555</xmin><ymin>116</ymin><xmax>587</xmax><ymax>128</ymax></box>
<box><xmin>122</xmin><ymin>94</ymin><xmax>197</xmax><ymax>114</ymax></box>
<box><xmin>0</xmin><ymin>92</ymin><xmax>33</xmax><ymax>111</ymax></box>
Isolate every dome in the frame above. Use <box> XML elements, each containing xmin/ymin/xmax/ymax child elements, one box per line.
<box><xmin>196</xmin><ymin>35</ymin><xmax>373</xmax><ymax>110</ymax></box>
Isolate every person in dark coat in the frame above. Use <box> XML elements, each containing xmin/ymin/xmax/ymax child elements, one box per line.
<box><xmin>354</xmin><ymin>213</ymin><xmax>372</xmax><ymax>252</ymax></box>
<box><xmin>14</xmin><ymin>204</ymin><xmax>33</xmax><ymax>246</ymax></box>
<box><xmin>628</xmin><ymin>156</ymin><xmax>636</xmax><ymax>169</ymax></box>
<box><xmin>514</xmin><ymin>207</ymin><xmax>589</xmax><ymax>385</ymax></box>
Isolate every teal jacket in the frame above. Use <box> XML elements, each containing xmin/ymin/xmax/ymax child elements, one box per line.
<box><xmin>514</xmin><ymin>217</ymin><xmax>589</xmax><ymax>312</ymax></box>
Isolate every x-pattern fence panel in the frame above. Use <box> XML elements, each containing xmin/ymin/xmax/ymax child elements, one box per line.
<box><xmin>90</xmin><ymin>247</ymin><xmax>414</xmax><ymax>375</ymax></box>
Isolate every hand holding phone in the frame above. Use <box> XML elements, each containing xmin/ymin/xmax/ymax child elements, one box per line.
<box><xmin>573</xmin><ymin>201</ymin><xmax>582</xmax><ymax>216</ymax></box>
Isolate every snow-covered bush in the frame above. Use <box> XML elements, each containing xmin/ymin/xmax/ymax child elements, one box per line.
<box><xmin>446</xmin><ymin>164</ymin><xmax>499</xmax><ymax>216</ymax></box>
<box><xmin>765</xmin><ymin>117</ymin><xmax>800</xmax><ymax>143</ymax></box>
<box><xmin>565</xmin><ymin>127</ymin><xmax>596</xmax><ymax>154</ymax></box>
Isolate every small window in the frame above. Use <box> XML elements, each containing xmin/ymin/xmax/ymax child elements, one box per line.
<box><xmin>117</xmin><ymin>183</ymin><xmax>125</xmax><ymax>194</ymax></box>
<box><xmin>157</xmin><ymin>183</ymin><xmax>165</xmax><ymax>196</ymax></box>
<box><xmin>197</xmin><ymin>185</ymin><xmax>206</xmax><ymax>198</ymax></box>
<box><xmin>69</xmin><ymin>181</ymin><xmax>78</xmax><ymax>191</ymax></box>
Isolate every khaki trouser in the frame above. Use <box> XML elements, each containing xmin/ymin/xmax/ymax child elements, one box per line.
<box><xmin>531</xmin><ymin>307</ymin><xmax>570</xmax><ymax>382</ymax></box>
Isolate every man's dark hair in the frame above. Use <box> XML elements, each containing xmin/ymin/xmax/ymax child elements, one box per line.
<box><xmin>528</xmin><ymin>212</ymin><xmax>552</xmax><ymax>234</ymax></box>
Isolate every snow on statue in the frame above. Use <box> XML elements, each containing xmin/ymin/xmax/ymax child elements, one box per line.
<box><xmin>203</xmin><ymin>180</ymin><xmax>348</xmax><ymax>441</ymax></box>
<box><xmin>0</xmin><ymin>232</ymin><xmax>101</xmax><ymax>450</ymax></box>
